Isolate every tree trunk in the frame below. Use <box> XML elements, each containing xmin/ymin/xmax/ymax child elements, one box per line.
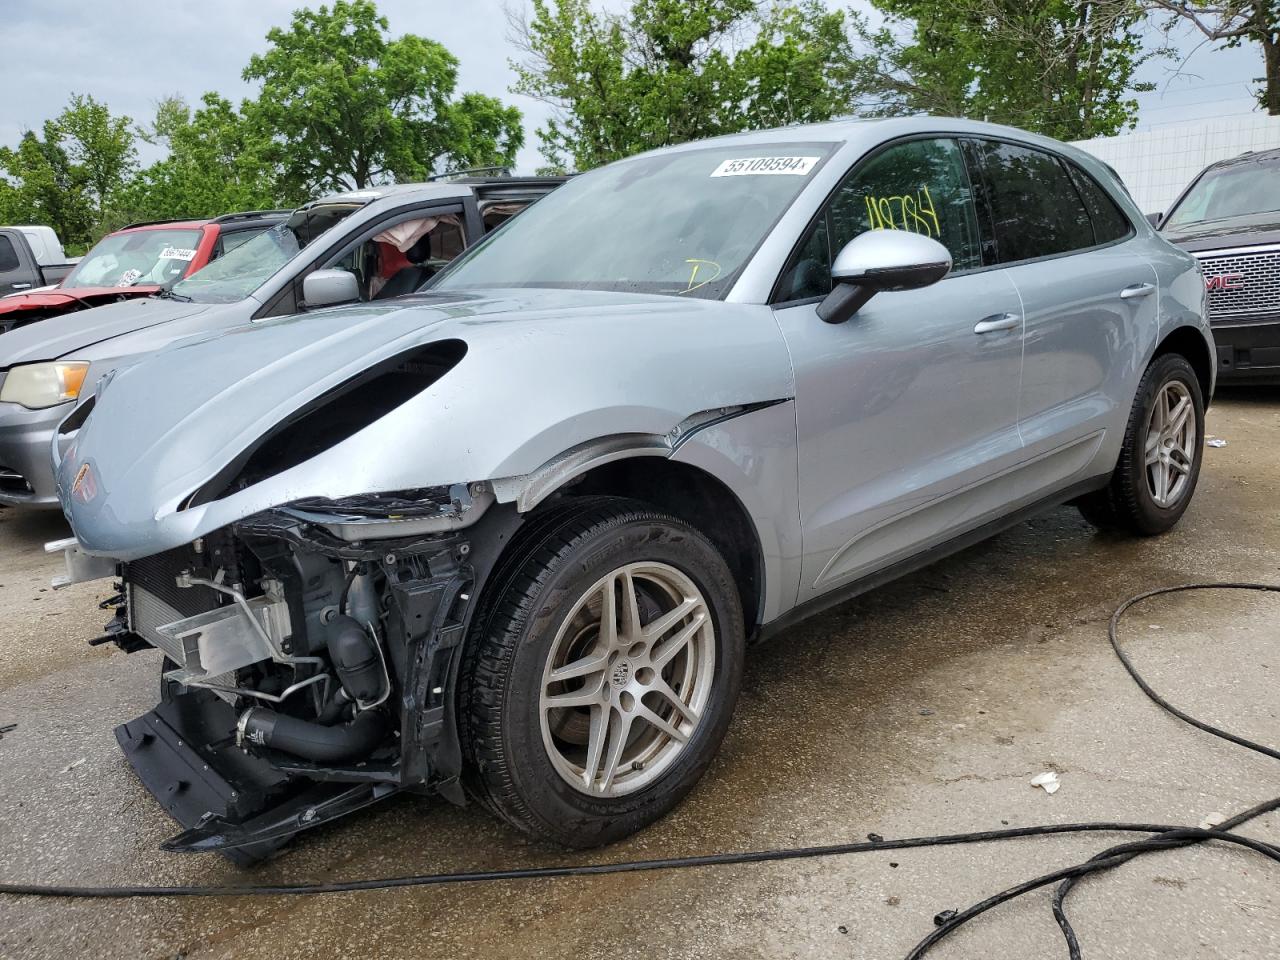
<box><xmin>1263</xmin><ymin>32</ymin><xmax>1280</xmax><ymax>115</ymax></box>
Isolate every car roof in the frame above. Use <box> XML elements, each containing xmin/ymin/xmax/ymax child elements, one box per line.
<box><xmin>117</xmin><ymin>210</ymin><xmax>291</xmax><ymax>233</ymax></box>
<box><xmin>116</xmin><ymin>219</ymin><xmax>211</xmax><ymax>233</ymax></box>
<box><xmin>305</xmin><ymin>177</ymin><xmax>564</xmax><ymax>210</ymax></box>
<box><xmin>616</xmin><ymin>115</ymin><xmax>1099</xmax><ymax>162</ymax></box>
<box><xmin>1207</xmin><ymin>147</ymin><xmax>1280</xmax><ymax>170</ymax></box>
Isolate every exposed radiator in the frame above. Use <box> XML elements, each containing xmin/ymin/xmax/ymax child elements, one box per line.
<box><xmin>125</xmin><ymin>547</ymin><xmax>221</xmax><ymax>663</ymax></box>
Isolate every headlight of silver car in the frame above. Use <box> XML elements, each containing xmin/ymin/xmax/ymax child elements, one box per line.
<box><xmin>0</xmin><ymin>361</ymin><xmax>90</xmax><ymax>409</ymax></box>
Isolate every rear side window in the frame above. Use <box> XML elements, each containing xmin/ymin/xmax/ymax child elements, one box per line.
<box><xmin>776</xmin><ymin>137</ymin><xmax>982</xmax><ymax>302</ymax></box>
<box><xmin>0</xmin><ymin>236</ymin><xmax>19</xmax><ymax>272</ymax></box>
<box><xmin>1066</xmin><ymin>163</ymin><xmax>1133</xmax><ymax>245</ymax></box>
<box><xmin>968</xmin><ymin>140</ymin><xmax>1094</xmax><ymax>263</ymax></box>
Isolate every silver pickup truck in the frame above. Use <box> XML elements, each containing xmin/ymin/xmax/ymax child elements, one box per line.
<box><xmin>0</xmin><ymin>225</ymin><xmax>76</xmax><ymax>294</ymax></box>
<box><xmin>0</xmin><ymin>175</ymin><xmax>564</xmax><ymax>507</ymax></box>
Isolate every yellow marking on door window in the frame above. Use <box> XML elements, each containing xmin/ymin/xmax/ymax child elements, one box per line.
<box><xmin>863</xmin><ymin>185</ymin><xmax>940</xmax><ymax>238</ymax></box>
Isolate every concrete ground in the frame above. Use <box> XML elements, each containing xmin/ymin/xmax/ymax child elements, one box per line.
<box><xmin>1</xmin><ymin>392</ymin><xmax>1278</xmax><ymax>960</ymax></box>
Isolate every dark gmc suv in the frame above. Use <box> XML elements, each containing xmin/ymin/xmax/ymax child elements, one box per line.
<box><xmin>1160</xmin><ymin>148</ymin><xmax>1280</xmax><ymax>382</ymax></box>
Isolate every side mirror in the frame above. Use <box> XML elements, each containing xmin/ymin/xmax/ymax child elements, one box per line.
<box><xmin>817</xmin><ymin>231</ymin><xmax>952</xmax><ymax>324</ymax></box>
<box><xmin>302</xmin><ymin>269</ymin><xmax>360</xmax><ymax>309</ymax></box>
<box><xmin>1146</xmin><ymin>212</ymin><xmax>1162</xmax><ymax>229</ymax></box>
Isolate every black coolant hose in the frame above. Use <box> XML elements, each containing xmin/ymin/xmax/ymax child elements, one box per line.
<box><xmin>2</xmin><ymin>582</ymin><xmax>1279</xmax><ymax>960</ymax></box>
<box><xmin>237</xmin><ymin>705</ymin><xmax>386</xmax><ymax>764</ymax></box>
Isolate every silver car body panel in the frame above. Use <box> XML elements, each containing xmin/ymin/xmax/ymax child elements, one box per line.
<box><xmin>57</xmin><ymin>116</ymin><xmax>1212</xmax><ymax>633</ymax></box>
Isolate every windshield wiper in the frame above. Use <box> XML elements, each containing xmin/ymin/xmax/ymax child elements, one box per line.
<box><xmin>155</xmin><ymin>289</ymin><xmax>192</xmax><ymax>302</ymax></box>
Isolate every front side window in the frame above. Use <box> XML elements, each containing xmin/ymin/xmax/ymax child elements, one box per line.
<box><xmin>776</xmin><ymin>137</ymin><xmax>982</xmax><ymax>302</ymax></box>
<box><xmin>434</xmin><ymin>144</ymin><xmax>836</xmax><ymax>300</ymax></box>
<box><xmin>967</xmin><ymin>140</ymin><xmax>1094</xmax><ymax>263</ymax></box>
<box><xmin>327</xmin><ymin>214</ymin><xmax>466</xmax><ymax>301</ymax></box>
<box><xmin>61</xmin><ymin>228</ymin><xmax>205</xmax><ymax>289</ymax></box>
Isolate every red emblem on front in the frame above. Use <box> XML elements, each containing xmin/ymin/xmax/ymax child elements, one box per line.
<box><xmin>1205</xmin><ymin>273</ymin><xmax>1245</xmax><ymax>292</ymax></box>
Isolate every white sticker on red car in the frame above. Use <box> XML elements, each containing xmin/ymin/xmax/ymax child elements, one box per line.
<box><xmin>159</xmin><ymin>246</ymin><xmax>198</xmax><ymax>261</ymax></box>
<box><xmin>116</xmin><ymin>269</ymin><xmax>143</xmax><ymax>287</ymax></box>
<box><xmin>710</xmin><ymin>156</ymin><xmax>819</xmax><ymax>177</ymax></box>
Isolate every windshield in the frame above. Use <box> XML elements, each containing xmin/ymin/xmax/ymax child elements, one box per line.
<box><xmin>171</xmin><ymin>202</ymin><xmax>364</xmax><ymax>303</ymax></box>
<box><xmin>1164</xmin><ymin>160</ymin><xmax>1280</xmax><ymax>229</ymax></box>
<box><xmin>433</xmin><ymin>144</ymin><xmax>835</xmax><ymax>299</ymax></box>
<box><xmin>62</xmin><ymin>228</ymin><xmax>204</xmax><ymax>289</ymax></box>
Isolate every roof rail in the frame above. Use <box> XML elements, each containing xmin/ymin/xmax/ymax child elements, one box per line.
<box><xmin>427</xmin><ymin>165</ymin><xmax>513</xmax><ymax>182</ymax></box>
<box><xmin>211</xmin><ymin>209</ymin><xmax>293</xmax><ymax>224</ymax></box>
<box><xmin>118</xmin><ymin>216</ymin><xmax>206</xmax><ymax>230</ymax></box>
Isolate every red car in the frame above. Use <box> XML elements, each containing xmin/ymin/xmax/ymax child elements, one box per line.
<box><xmin>0</xmin><ymin>210</ymin><xmax>287</xmax><ymax>333</ymax></box>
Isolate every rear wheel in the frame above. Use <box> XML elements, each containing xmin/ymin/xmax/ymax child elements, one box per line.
<box><xmin>1077</xmin><ymin>353</ymin><xmax>1204</xmax><ymax>535</ymax></box>
<box><xmin>460</xmin><ymin>498</ymin><xmax>744</xmax><ymax>847</ymax></box>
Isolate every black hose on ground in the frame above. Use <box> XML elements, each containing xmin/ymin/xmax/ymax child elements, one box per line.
<box><xmin>1</xmin><ymin>582</ymin><xmax>1277</xmax><ymax>960</ymax></box>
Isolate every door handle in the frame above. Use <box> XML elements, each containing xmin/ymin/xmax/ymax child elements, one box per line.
<box><xmin>10</xmin><ymin>282</ymin><xmax>31</xmax><ymax>290</ymax></box>
<box><xmin>1119</xmin><ymin>282</ymin><xmax>1155</xmax><ymax>300</ymax></box>
<box><xmin>973</xmin><ymin>312</ymin><xmax>1021</xmax><ymax>334</ymax></box>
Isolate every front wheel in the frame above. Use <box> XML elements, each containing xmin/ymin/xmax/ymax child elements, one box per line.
<box><xmin>1077</xmin><ymin>352</ymin><xmax>1205</xmax><ymax>535</ymax></box>
<box><xmin>460</xmin><ymin>498</ymin><xmax>745</xmax><ymax>847</ymax></box>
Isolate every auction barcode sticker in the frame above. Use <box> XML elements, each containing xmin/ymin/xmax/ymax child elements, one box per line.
<box><xmin>711</xmin><ymin>156</ymin><xmax>819</xmax><ymax>177</ymax></box>
<box><xmin>159</xmin><ymin>246</ymin><xmax>198</xmax><ymax>261</ymax></box>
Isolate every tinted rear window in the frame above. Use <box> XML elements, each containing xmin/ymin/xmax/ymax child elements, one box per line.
<box><xmin>969</xmin><ymin>140</ymin><xmax>1094</xmax><ymax>263</ymax></box>
<box><xmin>1067</xmin><ymin>163</ymin><xmax>1133</xmax><ymax>244</ymax></box>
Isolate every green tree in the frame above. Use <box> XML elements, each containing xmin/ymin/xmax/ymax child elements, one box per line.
<box><xmin>0</xmin><ymin>93</ymin><xmax>134</xmax><ymax>248</ymax></box>
<box><xmin>242</xmin><ymin>0</ymin><xmax>524</xmax><ymax>193</ymax></box>
<box><xmin>862</xmin><ymin>0</ymin><xmax>1157</xmax><ymax>141</ymax></box>
<box><xmin>52</xmin><ymin>93</ymin><xmax>138</xmax><ymax>220</ymax></box>
<box><xmin>510</xmin><ymin>0</ymin><xmax>873</xmax><ymax>171</ymax></box>
<box><xmin>1143</xmin><ymin>1</ymin><xmax>1280</xmax><ymax>114</ymax></box>
<box><xmin>112</xmin><ymin>93</ymin><xmax>294</xmax><ymax>225</ymax></box>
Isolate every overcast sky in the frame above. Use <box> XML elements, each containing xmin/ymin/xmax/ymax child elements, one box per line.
<box><xmin>0</xmin><ymin>0</ymin><xmax>1267</xmax><ymax>174</ymax></box>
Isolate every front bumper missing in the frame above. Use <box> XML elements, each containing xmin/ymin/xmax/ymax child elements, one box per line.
<box><xmin>119</xmin><ymin>677</ymin><xmax>402</xmax><ymax>862</ymax></box>
<box><xmin>116</xmin><ymin>689</ymin><xmax>296</xmax><ymax>865</ymax></box>
<box><xmin>104</xmin><ymin>504</ymin><xmax>517</xmax><ymax>862</ymax></box>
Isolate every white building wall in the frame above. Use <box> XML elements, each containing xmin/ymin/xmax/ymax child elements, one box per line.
<box><xmin>1071</xmin><ymin>114</ymin><xmax>1280</xmax><ymax>216</ymax></box>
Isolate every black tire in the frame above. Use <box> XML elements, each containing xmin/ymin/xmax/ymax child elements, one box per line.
<box><xmin>459</xmin><ymin>496</ymin><xmax>745</xmax><ymax>847</ymax></box>
<box><xmin>1077</xmin><ymin>352</ymin><xmax>1204</xmax><ymax>536</ymax></box>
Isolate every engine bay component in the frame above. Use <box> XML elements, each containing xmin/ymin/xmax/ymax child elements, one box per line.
<box><xmin>237</xmin><ymin>706</ymin><xmax>388</xmax><ymax>764</ymax></box>
<box><xmin>45</xmin><ymin>537</ymin><xmax>115</xmax><ymax>590</ymax></box>
<box><xmin>280</xmin><ymin>481</ymin><xmax>495</xmax><ymax>541</ymax></box>
<box><xmin>156</xmin><ymin>582</ymin><xmax>293</xmax><ymax>688</ymax></box>
<box><xmin>95</xmin><ymin>501</ymin><xmax>518</xmax><ymax>860</ymax></box>
<box><xmin>324</xmin><ymin>614</ymin><xmax>389</xmax><ymax>707</ymax></box>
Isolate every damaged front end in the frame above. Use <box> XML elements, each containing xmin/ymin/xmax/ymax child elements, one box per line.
<box><xmin>71</xmin><ymin>483</ymin><xmax>514</xmax><ymax>863</ymax></box>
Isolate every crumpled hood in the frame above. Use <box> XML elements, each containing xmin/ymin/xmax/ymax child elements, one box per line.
<box><xmin>59</xmin><ymin>288</ymin><xmax>793</xmax><ymax>558</ymax></box>
<box><xmin>0</xmin><ymin>295</ymin><xmax>208</xmax><ymax>366</ymax></box>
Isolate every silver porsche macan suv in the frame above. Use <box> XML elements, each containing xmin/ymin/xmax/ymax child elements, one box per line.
<box><xmin>53</xmin><ymin>117</ymin><xmax>1212</xmax><ymax>861</ymax></box>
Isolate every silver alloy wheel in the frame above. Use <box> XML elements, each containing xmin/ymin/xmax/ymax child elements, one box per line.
<box><xmin>538</xmin><ymin>561</ymin><xmax>716</xmax><ymax>797</ymax></box>
<box><xmin>1145</xmin><ymin>379</ymin><xmax>1197</xmax><ymax>508</ymax></box>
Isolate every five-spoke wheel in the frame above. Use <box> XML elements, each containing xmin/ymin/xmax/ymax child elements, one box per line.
<box><xmin>539</xmin><ymin>561</ymin><xmax>715</xmax><ymax>797</ymax></box>
<box><xmin>1077</xmin><ymin>352</ymin><xmax>1205</xmax><ymax>535</ymax></box>
<box><xmin>461</xmin><ymin>498</ymin><xmax>744</xmax><ymax>847</ymax></box>
<box><xmin>1144</xmin><ymin>379</ymin><xmax>1197</xmax><ymax>508</ymax></box>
